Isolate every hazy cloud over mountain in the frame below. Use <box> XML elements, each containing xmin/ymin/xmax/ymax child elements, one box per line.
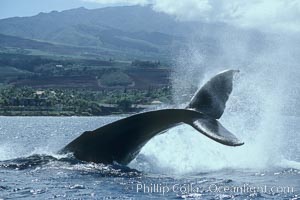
<box><xmin>85</xmin><ymin>0</ymin><xmax>300</xmax><ymax>32</ymax></box>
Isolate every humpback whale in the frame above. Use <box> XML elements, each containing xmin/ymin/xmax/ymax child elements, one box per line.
<box><xmin>60</xmin><ymin>70</ymin><xmax>244</xmax><ymax>165</ymax></box>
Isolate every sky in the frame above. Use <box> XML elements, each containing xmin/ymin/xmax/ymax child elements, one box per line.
<box><xmin>0</xmin><ymin>0</ymin><xmax>129</xmax><ymax>19</ymax></box>
<box><xmin>1</xmin><ymin>0</ymin><xmax>299</xmax><ymax>32</ymax></box>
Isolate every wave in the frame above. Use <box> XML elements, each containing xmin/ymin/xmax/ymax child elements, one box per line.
<box><xmin>0</xmin><ymin>153</ymin><xmax>141</xmax><ymax>177</ymax></box>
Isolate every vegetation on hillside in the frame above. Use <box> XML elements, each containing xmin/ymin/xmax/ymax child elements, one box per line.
<box><xmin>0</xmin><ymin>52</ymin><xmax>172</xmax><ymax>116</ymax></box>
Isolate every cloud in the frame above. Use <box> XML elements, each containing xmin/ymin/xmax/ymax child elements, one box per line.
<box><xmin>152</xmin><ymin>0</ymin><xmax>300</xmax><ymax>32</ymax></box>
<box><xmin>83</xmin><ymin>0</ymin><xmax>300</xmax><ymax>32</ymax></box>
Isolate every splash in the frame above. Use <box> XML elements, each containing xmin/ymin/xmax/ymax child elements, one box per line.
<box><xmin>132</xmin><ymin>25</ymin><xmax>300</xmax><ymax>174</ymax></box>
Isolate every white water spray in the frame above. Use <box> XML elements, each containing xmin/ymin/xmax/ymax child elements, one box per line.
<box><xmin>131</xmin><ymin>8</ymin><xmax>300</xmax><ymax>174</ymax></box>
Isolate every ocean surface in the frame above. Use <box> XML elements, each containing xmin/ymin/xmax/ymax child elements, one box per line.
<box><xmin>0</xmin><ymin>116</ymin><xmax>299</xmax><ymax>199</ymax></box>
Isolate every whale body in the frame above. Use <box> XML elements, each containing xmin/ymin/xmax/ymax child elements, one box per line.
<box><xmin>60</xmin><ymin>70</ymin><xmax>244</xmax><ymax>165</ymax></box>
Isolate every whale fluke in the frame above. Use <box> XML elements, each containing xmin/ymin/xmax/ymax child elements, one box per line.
<box><xmin>60</xmin><ymin>69</ymin><xmax>243</xmax><ymax>165</ymax></box>
<box><xmin>191</xmin><ymin>117</ymin><xmax>244</xmax><ymax>146</ymax></box>
<box><xmin>187</xmin><ymin>70</ymin><xmax>239</xmax><ymax>119</ymax></box>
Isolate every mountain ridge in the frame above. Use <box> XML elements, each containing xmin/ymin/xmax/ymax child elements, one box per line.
<box><xmin>0</xmin><ymin>6</ymin><xmax>196</xmax><ymax>60</ymax></box>
<box><xmin>0</xmin><ymin>7</ymin><xmax>189</xmax><ymax>42</ymax></box>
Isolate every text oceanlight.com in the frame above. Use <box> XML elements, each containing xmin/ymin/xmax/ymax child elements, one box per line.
<box><xmin>135</xmin><ymin>183</ymin><xmax>295</xmax><ymax>195</ymax></box>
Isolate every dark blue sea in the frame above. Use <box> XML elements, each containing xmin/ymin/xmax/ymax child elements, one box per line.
<box><xmin>0</xmin><ymin>116</ymin><xmax>299</xmax><ymax>199</ymax></box>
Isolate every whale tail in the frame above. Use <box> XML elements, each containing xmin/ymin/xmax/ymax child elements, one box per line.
<box><xmin>59</xmin><ymin>69</ymin><xmax>243</xmax><ymax>165</ymax></box>
<box><xmin>186</xmin><ymin>69</ymin><xmax>243</xmax><ymax>146</ymax></box>
<box><xmin>187</xmin><ymin>69</ymin><xmax>239</xmax><ymax>119</ymax></box>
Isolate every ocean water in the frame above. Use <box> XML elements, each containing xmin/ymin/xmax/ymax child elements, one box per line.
<box><xmin>0</xmin><ymin>116</ymin><xmax>299</xmax><ymax>199</ymax></box>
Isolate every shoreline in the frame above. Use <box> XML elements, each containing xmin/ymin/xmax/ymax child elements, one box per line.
<box><xmin>0</xmin><ymin>104</ymin><xmax>159</xmax><ymax>116</ymax></box>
